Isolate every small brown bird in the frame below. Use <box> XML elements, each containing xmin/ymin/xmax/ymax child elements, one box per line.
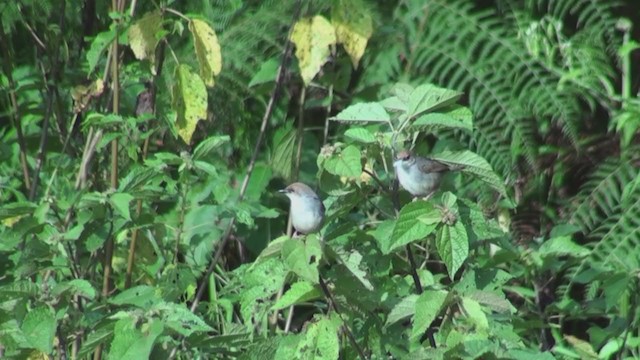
<box><xmin>393</xmin><ymin>150</ymin><xmax>456</xmax><ymax>198</ymax></box>
<box><xmin>279</xmin><ymin>182</ymin><xmax>325</xmax><ymax>235</ymax></box>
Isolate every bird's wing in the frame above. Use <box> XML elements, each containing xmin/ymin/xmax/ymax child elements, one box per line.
<box><xmin>417</xmin><ymin>157</ymin><xmax>451</xmax><ymax>173</ymax></box>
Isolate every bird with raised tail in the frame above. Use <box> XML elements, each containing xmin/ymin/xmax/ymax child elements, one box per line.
<box><xmin>279</xmin><ymin>182</ymin><xmax>325</xmax><ymax>235</ymax></box>
<box><xmin>393</xmin><ymin>150</ymin><xmax>458</xmax><ymax>199</ymax></box>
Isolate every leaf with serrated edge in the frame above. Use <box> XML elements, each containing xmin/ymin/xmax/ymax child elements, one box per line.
<box><xmin>411</xmin><ymin>290</ymin><xmax>449</xmax><ymax>343</ymax></box>
<box><xmin>430</xmin><ymin>150</ymin><xmax>508</xmax><ymax>198</ymax></box>
<box><xmin>322</xmin><ymin>145</ymin><xmax>362</xmax><ymax>178</ymax></box>
<box><xmin>331</xmin><ymin>102</ymin><xmax>390</xmax><ymax>123</ymax></box>
<box><xmin>189</xmin><ymin>19</ymin><xmax>222</xmax><ymax>87</ymax></box>
<box><xmin>385</xmin><ymin>294</ymin><xmax>418</xmax><ymax>327</ymax></box>
<box><xmin>344</xmin><ymin>127</ymin><xmax>376</xmax><ymax>143</ymax></box>
<box><xmin>272</xmin><ymin>281</ymin><xmax>321</xmax><ymax>310</ymax></box>
<box><xmin>385</xmin><ymin>201</ymin><xmax>438</xmax><ymax>254</ymax></box>
<box><xmin>281</xmin><ymin>236</ymin><xmax>322</xmax><ymax>283</ymax></box>
<box><xmin>436</xmin><ymin>222</ymin><xmax>468</xmax><ymax>279</ymax></box>
<box><xmin>407</xmin><ymin>84</ymin><xmax>463</xmax><ymax>119</ymax></box>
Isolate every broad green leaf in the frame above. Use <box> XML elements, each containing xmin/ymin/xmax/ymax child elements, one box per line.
<box><xmin>128</xmin><ymin>11</ymin><xmax>162</xmax><ymax>66</ymax></box>
<box><xmin>436</xmin><ymin>222</ymin><xmax>468</xmax><ymax>279</ymax></box>
<box><xmin>245</xmin><ymin>164</ymin><xmax>273</xmax><ymax>201</ymax></box>
<box><xmin>331</xmin><ymin>102</ymin><xmax>390</xmax><ymax>123</ymax></box>
<box><xmin>321</xmin><ymin>145</ymin><xmax>362</xmax><ymax>178</ymax></box>
<box><xmin>272</xmin><ymin>281</ymin><xmax>321</xmax><ymax>310</ymax></box>
<box><xmin>275</xmin><ymin>334</ymin><xmax>303</xmax><ymax>359</ymax></box>
<box><xmin>251</xmin><ymin>236</ymin><xmax>290</xmax><ymax>268</ymax></box>
<box><xmin>52</xmin><ymin>279</ymin><xmax>96</xmax><ymax>300</ymax></box>
<box><xmin>384</xmin><ymin>201</ymin><xmax>438</xmax><ymax>254</ymax></box>
<box><xmin>22</xmin><ymin>306</ymin><xmax>56</xmax><ymax>353</ymax></box>
<box><xmin>109</xmin><ymin>285</ymin><xmax>160</xmax><ymax>309</ymax></box>
<box><xmin>296</xmin><ymin>315</ymin><xmax>340</xmax><ymax>360</ymax></box>
<box><xmin>154</xmin><ymin>302</ymin><xmax>214</xmax><ymax>336</ymax></box>
<box><xmin>107</xmin><ymin>318</ymin><xmax>163</xmax><ymax>360</ymax></box>
<box><xmin>281</xmin><ymin>235</ymin><xmax>322</xmax><ymax>283</ymax></box>
<box><xmin>380</xmin><ymin>96</ymin><xmax>407</xmax><ymax>112</ymax></box>
<box><xmin>172</xmin><ymin>64</ymin><xmax>207</xmax><ymax>144</ymax></box>
<box><xmin>538</xmin><ymin>235</ymin><xmax>589</xmax><ymax>257</ymax></box>
<box><xmin>110</xmin><ymin>192</ymin><xmax>134</xmax><ymax>221</ymax></box>
<box><xmin>189</xmin><ymin>19</ymin><xmax>222</xmax><ymax>87</ymax></box>
<box><xmin>78</xmin><ymin>323</ymin><xmax>115</xmax><ymax>358</ymax></box>
<box><xmin>339</xmin><ymin>250</ymin><xmax>374</xmax><ymax>290</ymax></box>
<box><xmin>249</xmin><ymin>57</ymin><xmax>279</xmax><ymax>87</ymax></box>
<box><xmin>411</xmin><ymin>290</ymin><xmax>449</xmax><ymax>343</ymax></box>
<box><xmin>87</xmin><ymin>28</ymin><xmax>116</xmax><ymax>74</ymax></box>
<box><xmin>271</xmin><ymin>123</ymin><xmax>296</xmax><ymax>180</ymax></box>
<box><xmin>0</xmin><ymin>202</ymin><xmax>36</xmax><ymax>221</ymax></box>
<box><xmin>344</xmin><ymin>127</ymin><xmax>376</xmax><ymax>143</ymax></box>
<box><xmin>193</xmin><ymin>135</ymin><xmax>230</xmax><ymax>160</ymax></box>
<box><xmin>331</xmin><ymin>0</ymin><xmax>373</xmax><ymax>68</ymax></box>
<box><xmin>564</xmin><ymin>335</ymin><xmax>599</xmax><ymax>359</ymax></box>
<box><xmin>407</xmin><ymin>84</ymin><xmax>463</xmax><ymax>119</ymax></box>
<box><xmin>430</xmin><ymin>150</ymin><xmax>508</xmax><ymax>198</ymax></box>
<box><xmin>290</xmin><ymin>16</ymin><xmax>336</xmax><ymax>85</ymax></box>
<box><xmin>411</xmin><ymin>106</ymin><xmax>473</xmax><ymax>133</ymax></box>
<box><xmin>468</xmin><ymin>290</ymin><xmax>514</xmax><ymax>313</ymax></box>
<box><xmin>461</xmin><ymin>297</ymin><xmax>489</xmax><ymax>331</ymax></box>
<box><xmin>385</xmin><ymin>294</ymin><xmax>418</xmax><ymax>327</ymax></box>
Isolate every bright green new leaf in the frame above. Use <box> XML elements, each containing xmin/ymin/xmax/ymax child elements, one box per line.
<box><xmin>430</xmin><ymin>150</ymin><xmax>508</xmax><ymax>198</ymax></box>
<box><xmin>538</xmin><ymin>235</ymin><xmax>589</xmax><ymax>257</ymax></box>
<box><xmin>107</xmin><ymin>318</ymin><xmax>163</xmax><ymax>360</ymax></box>
<box><xmin>87</xmin><ymin>28</ymin><xmax>116</xmax><ymax>74</ymax></box>
<box><xmin>249</xmin><ymin>57</ymin><xmax>279</xmax><ymax>87</ymax></box>
<box><xmin>128</xmin><ymin>11</ymin><xmax>162</xmax><ymax>66</ymax></box>
<box><xmin>436</xmin><ymin>222</ymin><xmax>469</xmax><ymax>279</ymax></box>
<box><xmin>331</xmin><ymin>0</ymin><xmax>373</xmax><ymax>68</ymax></box>
<box><xmin>172</xmin><ymin>64</ymin><xmax>208</xmax><ymax>144</ymax></box>
<box><xmin>189</xmin><ymin>19</ymin><xmax>222</xmax><ymax>87</ymax></box>
<box><xmin>384</xmin><ymin>201</ymin><xmax>438</xmax><ymax>254</ymax></box>
<box><xmin>331</xmin><ymin>102</ymin><xmax>390</xmax><ymax>123</ymax></box>
<box><xmin>271</xmin><ymin>123</ymin><xmax>296</xmax><ymax>181</ymax></box>
<box><xmin>407</xmin><ymin>83</ymin><xmax>463</xmax><ymax>119</ymax></box>
<box><xmin>22</xmin><ymin>306</ymin><xmax>56</xmax><ymax>353</ymax></box>
<box><xmin>411</xmin><ymin>290</ymin><xmax>449</xmax><ymax>343</ymax></box>
<box><xmin>272</xmin><ymin>281</ymin><xmax>322</xmax><ymax>310</ymax></box>
<box><xmin>281</xmin><ymin>236</ymin><xmax>323</xmax><ymax>283</ymax></box>
<box><xmin>411</xmin><ymin>106</ymin><xmax>473</xmax><ymax>133</ymax></box>
<box><xmin>321</xmin><ymin>145</ymin><xmax>362</xmax><ymax>178</ymax></box>
<box><xmin>290</xmin><ymin>16</ymin><xmax>336</xmax><ymax>85</ymax></box>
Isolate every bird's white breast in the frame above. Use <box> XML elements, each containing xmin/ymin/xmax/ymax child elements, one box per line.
<box><xmin>289</xmin><ymin>196</ymin><xmax>323</xmax><ymax>234</ymax></box>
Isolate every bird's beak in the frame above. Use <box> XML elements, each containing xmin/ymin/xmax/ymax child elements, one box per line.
<box><xmin>278</xmin><ymin>189</ymin><xmax>288</xmax><ymax>194</ymax></box>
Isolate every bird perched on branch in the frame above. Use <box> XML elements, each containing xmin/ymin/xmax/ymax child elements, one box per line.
<box><xmin>393</xmin><ymin>150</ymin><xmax>459</xmax><ymax>199</ymax></box>
<box><xmin>279</xmin><ymin>182</ymin><xmax>325</xmax><ymax>235</ymax></box>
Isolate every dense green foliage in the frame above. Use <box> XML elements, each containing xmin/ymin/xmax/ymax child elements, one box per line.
<box><xmin>1</xmin><ymin>0</ymin><xmax>640</xmax><ymax>359</ymax></box>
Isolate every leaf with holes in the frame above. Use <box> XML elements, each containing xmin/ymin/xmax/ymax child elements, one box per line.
<box><xmin>332</xmin><ymin>0</ymin><xmax>373</xmax><ymax>68</ymax></box>
<box><xmin>290</xmin><ymin>16</ymin><xmax>336</xmax><ymax>85</ymax></box>
<box><xmin>172</xmin><ymin>64</ymin><xmax>207</xmax><ymax>144</ymax></box>
<box><xmin>321</xmin><ymin>145</ymin><xmax>362</xmax><ymax>178</ymax></box>
<box><xmin>189</xmin><ymin>19</ymin><xmax>222</xmax><ymax>87</ymax></box>
<box><xmin>281</xmin><ymin>235</ymin><xmax>322</xmax><ymax>284</ymax></box>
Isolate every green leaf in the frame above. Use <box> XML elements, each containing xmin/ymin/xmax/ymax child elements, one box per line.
<box><xmin>249</xmin><ymin>57</ymin><xmax>279</xmax><ymax>87</ymax></box>
<box><xmin>52</xmin><ymin>279</ymin><xmax>97</xmax><ymax>300</ymax></box>
<box><xmin>331</xmin><ymin>0</ymin><xmax>373</xmax><ymax>68</ymax></box>
<box><xmin>281</xmin><ymin>236</ymin><xmax>322</xmax><ymax>283</ymax></box>
<box><xmin>245</xmin><ymin>164</ymin><xmax>273</xmax><ymax>201</ymax></box>
<box><xmin>407</xmin><ymin>83</ymin><xmax>463</xmax><ymax>119</ymax></box>
<box><xmin>296</xmin><ymin>315</ymin><xmax>340</xmax><ymax>360</ymax></box>
<box><xmin>321</xmin><ymin>145</ymin><xmax>362</xmax><ymax>178</ymax></box>
<box><xmin>172</xmin><ymin>64</ymin><xmax>208</xmax><ymax>144</ymax></box>
<box><xmin>411</xmin><ymin>290</ymin><xmax>449</xmax><ymax>343</ymax></box>
<box><xmin>22</xmin><ymin>306</ymin><xmax>56</xmax><ymax>353</ymax></box>
<box><xmin>110</xmin><ymin>192</ymin><xmax>134</xmax><ymax>221</ymax></box>
<box><xmin>87</xmin><ymin>28</ymin><xmax>116</xmax><ymax>74</ymax></box>
<box><xmin>0</xmin><ymin>202</ymin><xmax>36</xmax><ymax>221</ymax></box>
<box><xmin>189</xmin><ymin>19</ymin><xmax>222</xmax><ymax>87</ymax></box>
<box><xmin>271</xmin><ymin>123</ymin><xmax>296</xmax><ymax>180</ymax></box>
<box><xmin>290</xmin><ymin>16</ymin><xmax>337</xmax><ymax>85</ymax></box>
<box><xmin>385</xmin><ymin>294</ymin><xmax>418</xmax><ymax>327</ymax></box>
<box><xmin>107</xmin><ymin>318</ymin><xmax>163</xmax><ymax>360</ymax></box>
<box><xmin>411</xmin><ymin>106</ymin><xmax>473</xmax><ymax>133</ymax></box>
<box><xmin>272</xmin><ymin>281</ymin><xmax>321</xmax><ymax>310</ymax></box>
<box><xmin>331</xmin><ymin>102</ymin><xmax>390</xmax><ymax>123</ymax></box>
<box><xmin>128</xmin><ymin>11</ymin><xmax>162</xmax><ymax>65</ymax></box>
<box><xmin>461</xmin><ymin>297</ymin><xmax>489</xmax><ymax>331</ymax></box>
<box><xmin>109</xmin><ymin>285</ymin><xmax>161</xmax><ymax>309</ymax></box>
<box><xmin>538</xmin><ymin>235</ymin><xmax>589</xmax><ymax>258</ymax></box>
<box><xmin>193</xmin><ymin>135</ymin><xmax>230</xmax><ymax>160</ymax></box>
<box><xmin>154</xmin><ymin>302</ymin><xmax>214</xmax><ymax>336</ymax></box>
<box><xmin>430</xmin><ymin>150</ymin><xmax>508</xmax><ymax>198</ymax></box>
<box><xmin>344</xmin><ymin>127</ymin><xmax>376</xmax><ymax>143</ymax></box>
<box><xmin>564</xmin><ymin>335</ymin><xmax>599</xmax><ymax>359</ymax></box>
<box><xmin>383</xmin><ymin>201</ymin><xmax>438</xmax><ymax>254</ymax></box>
<box><xmin>436</xmin><ymin>222</ymin><xmax>468</xmax><ymax>279</ymax></box>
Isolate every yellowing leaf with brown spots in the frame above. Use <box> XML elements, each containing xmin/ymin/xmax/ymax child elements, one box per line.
<box><xmin>128</xmin><ymin>11</ymin><xmax>163</xmax><ymax>67</ymax></box>
<box><xmin>172</xmin><ymin>65</ymin><xmax>207</xmax><ymax>144</ymax></box>
<box><xmin>290</xmin><ymin>16</ymin><xmax>336</xmax><ymax>86</ymax></box>
<box><xmin>189</xmin><ymin>19</ymin><xmax>222</xmax><ymax>87</ymax></box>
<box><xmin>332</xmin><ymin>0</ymin><xmax>373</xmax><ymax>69</ymax></box>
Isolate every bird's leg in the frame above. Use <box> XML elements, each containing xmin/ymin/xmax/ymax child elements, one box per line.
<box><xmin>422</xmin><ymin>192</ymin><xmax>435</xmax><ymax>201</ymax></box>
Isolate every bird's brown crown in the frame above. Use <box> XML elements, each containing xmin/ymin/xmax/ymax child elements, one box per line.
<box><xmin>282</xmin><ymin>182</ymin><xmax>315</xmax><ymax>196</ymax></box>
<box><xmin>396</xmin><ymin>150</ymin><xmax>412</xmax><ymax>161</ymax></box>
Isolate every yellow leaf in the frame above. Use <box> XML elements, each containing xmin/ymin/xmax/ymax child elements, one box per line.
<box><xmin>189</xmin><ymin>19</ymin><xmax>222</xmax><ymax>87</ymax></box>
<box><xmin>290</xmin><ymin>16</ymin><xmax>336</xmax><ymax>86</ymax></box>
<box><xmin>332</xmin><ymin>0</ymin><xmax>373</xmax><ymax>68</ymax></box>
<box><xmin>128</xmin><ymin>11</ymin><xmax>163</xmax><ymax>65</ymax></box>
<box><xmin>172</xmin><ymin>65</ymin><xmax>208</xmax><ymax>144</ymax></box>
